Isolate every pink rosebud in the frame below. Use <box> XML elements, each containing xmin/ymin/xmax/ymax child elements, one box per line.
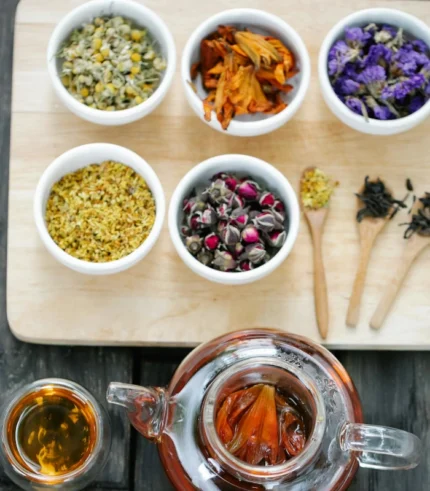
<box><xmin>253</xmin><ymin>212</ymin><xmax>276</xmax><ymax>233</ymax></box>
<box><xmin>221</xmin><ymin>224</ymin><xmax>241</xmax><ymax>246</ymax></box>
<box><xmin>229</xmin><ymin>193</ymin><xmax>245</xmax><ymax>209</ymax></box>
<box><xmin>217</xmin><ymin>220</ymin><xmax>227</xmax><ymax>234</ymax></box>
<box><xmin>225</xmin><ymin>176</ymin><xmax>239</xmax><ymax>191</ymax></box>
<box><xmin>241</xmin><ymin>225</ymin><xmax>260</xmax><ymax>244</ymax></box>
<box><xmin>185</xmin><ymin>235</ymin><xmax>203</xmax><ymax>255</ymax></box>
<box><xmin>180</xmin><ymin>225</ymin><xmax>190</xmax><ymax>237</ymax></box>
<box><xmin>239</xmin><ymin>260</ymin><xmax>252</xmax><ymax>272</ymax></box>
<box><xmin>231</xmin><ymin>242</ymin><xmax>244</xmax><ymax>258</ymax></box>
<box><xmin>204</xmin><ymin>233</ymin><xmax>220</xmax><ymax>250</ymax></box>
<box><xmin>273</xmin><ymin>199</ymin><xmax>285</xmax><ymax>213</ymax></box>
<box><xmin>259</xmin><ymin>192</ymin><xmax>275</xmax><ymax>207</ymax></box>
<box><xmin>201</xmin><ymin>207</ymin><xmax>217</xmax><ymax>226</ymax></box>
<box><xmin>267</xmin><ymin>230</ymin><xmax>287</xmax><ymax>248</ymax></box>
<box><xmin>183</xmin><ymin>197</ymin><xmax>205</xmax><ymax>214</ymax></box>
<box><xmin>237</xmin><ymin>180</ymin><xmax>259</xmax><ymax>200</ymax></box>
<box><xmin>231</xmin><ymin>207</ymin><xmax>249</xmax><ymax>229</ymax></box>
<box><xmin>240</xmin><ymin>243</ymin><xmax>266</xmax><ymax>265</ymax></box>
<box><xmin>212</xmin><ymin>250</ymin><xmax>237</xmax><ymax>272</ymax></box>
<box><xmin>217</xmin><ymin>204</ymin><xmax>230</xmax><ymax>219</ymax></box>
<box><xmin>189</xmin><ymin>214</ymin><xmax>200</xmax><ymax>230</ymax></box>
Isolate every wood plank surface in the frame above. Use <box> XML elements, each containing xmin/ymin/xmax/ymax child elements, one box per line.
<box><xmin>0</xmin><ymin>1</ymin><xmax>429</xmax><ymax>490</ymax></box>
<box><xmin>7</xmin><ymin>0</ymin><xmax>430</xmax><ymax>348</ymax></box>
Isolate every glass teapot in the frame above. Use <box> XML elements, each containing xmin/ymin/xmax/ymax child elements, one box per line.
<box><xmin>107</xmin><ymin>329</ymin><xmax>421</xmax><ymax>490</ymax></box>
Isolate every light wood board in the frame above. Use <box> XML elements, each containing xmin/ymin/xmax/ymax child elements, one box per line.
<box><xmin>7</xmin><ymin>0</ymin><xmax>430</xmax><ymax>348</ymax></box>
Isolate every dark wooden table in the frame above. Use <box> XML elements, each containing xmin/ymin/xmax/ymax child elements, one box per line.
<box><xmin>0</xmin><ymin>1</ymin><xmax>428</xmax><ymax>489</ymax></box>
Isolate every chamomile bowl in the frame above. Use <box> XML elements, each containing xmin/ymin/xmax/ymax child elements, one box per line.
<box><xmin>181</xmin><ymin>9</ymin><xmax>311</xmax><ymax>137</ymax></box>
<box><xmin>34</xmin><ymin>143</ymin><xmax>165</xmax><ymax>275</ymax></box>
<box><xmin>168</xmin><ymin>154</ymin><xmax>300</xmax><ymax>285</ymax></box>
<box><xmin>319</xmin><ymin>8</ymin><xmax>430</xmax><ymax>135</ymax></box>
<box><xmin>47</xmin><ymin>0</ymin><xmax>176</xmax><ymax>126</ymax></box>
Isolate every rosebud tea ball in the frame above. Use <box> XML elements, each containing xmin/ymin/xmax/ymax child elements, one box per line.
<box><xmin>180</xmin><ymin>172</ymin><xmax>288</xmax><ymax>272</ymax></box>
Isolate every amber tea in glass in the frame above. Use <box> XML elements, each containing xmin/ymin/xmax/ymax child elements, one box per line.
<box><xmin>0</xmin><ymin>379</ymin><xmax>111</xmax><ymax>490</ymax></box>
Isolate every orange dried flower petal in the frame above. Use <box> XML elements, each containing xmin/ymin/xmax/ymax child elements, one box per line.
<box><xmin>280</xmin><ymin>410</ymin><xmax>307</xmax><ymax>458</ymax></box>
<box><xmin>234</xmin><ymin>31</ymin><xmax>282</xmax><ymax>69</ymax></box>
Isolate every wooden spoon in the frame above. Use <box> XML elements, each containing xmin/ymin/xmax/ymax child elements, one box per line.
<box><xmin>301</xmin><ymin>168</ymin><xmax>330</xmax><ymax>339</ymax></box>
<box><xmin>370</xmin><ymin>202</ymin><xmax>430</xmax><ymax>330</ymax></box>
<box><xmin>346</xmin><ymin>181</ymin><xmax>392</xmax><ymax>327</ymax></box>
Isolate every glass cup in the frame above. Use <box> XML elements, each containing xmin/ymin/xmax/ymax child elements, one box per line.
<box><xmin>0</xmin><ymin>378</ymin><xmax>111</xmax><ymax>490</ymax></box>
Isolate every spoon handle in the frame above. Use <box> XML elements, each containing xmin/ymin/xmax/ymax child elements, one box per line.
<box><xmin>311</xmin><ymin>229</ymin><xmax>329</xmax><ymax>339</ymax></box>
<box><xmin>346</xmin><ymin>234</ymin><xmax>376</xmax><ymax>327</ymax></box>
<box><xmin>370</xmin><ymin>237</ymin><xmax>429</xmax><ymax>330</ymax></box>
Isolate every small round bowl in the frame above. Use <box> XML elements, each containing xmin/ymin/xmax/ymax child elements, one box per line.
<box><xmin>47</xmin><ymin>0</ymin><xmax>176</xmax><ymax>126</ymax></box>
<box><xmin>34</xmin><ymin>143</ymin><xmax>165</xmax><ymax>275</ymax></box>
<box><xmin>181</xmin><ymin>9</ymin><xmax>311</xmax><ymax>137</ymax></box>
<box><xmin>319</xmin><ymin>8</ymin><xmax>430</xmax><ymax>135</ymax></box>
<box><xmin>168</xmin><ymin>154</ymin><xmax>300</xmax><ymax>285</ymax></box>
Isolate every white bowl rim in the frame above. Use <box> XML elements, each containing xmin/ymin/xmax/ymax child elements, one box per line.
<box><xmin>181</xmin><ymin>8</ymin><xmax>311</xmax><ymax>132</ymax></box>
<box><xmin>318</xmin><ymin>7</ymin><xmax>430</xmax><ymax>130</ymax></box>
<box><xmin>47</xmin><ymin>0</ymin><xmax>176</xmax><ymax>122</ymax></box>
<box><xmin>34</xmin><ymin>143</ymin><xmax>165</xmax><ymax>273</ymax></box>
<box><xmin>168</xmin><ymin>153</ymin><xmax>300</xmax><ymax>284</ymax></box>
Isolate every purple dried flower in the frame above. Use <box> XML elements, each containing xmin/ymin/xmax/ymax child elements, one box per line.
<box><xmin>212</xmin><ymin>250</ymin><xmax>237</xmax><ymax>272</ymax></box>
<box><xmin>185</xmin><ymin>235</ymin><xmax>203</xmax><ymax>255</ymax></box>
<box><xmin>382</xmin><ymin>74</ymin><xmax>425</xmax><ymax>100</ymax></box>
<box><xmin>259</xmin><ymin>192</ymin><xmax>275</xmax><ymax>207</ymax></box>
<box><xmin>357</xmin><ymin>65</ymin><xmax>386</xmax><ymax>85</ymax></box>
<box><xmin>409</xmin><ymin>95</ymin><xmax>426</xmax><ymax>113</ymax></box>
<box><xmin>204</xmin><ymin>179</ymin><xmax>232</xmax><ymax>205</ymax></box>
<box><xmin>412</xmin><ymin>39</ymin><xmax>429</xmax><ymax>53</ymax></box>
<box><xmin>221</xmin><ymin>224</ymin><xmax>241</xmax><ymax>246</ymax></box>
<box><xmin>183</xmin><ymin>197</ymin><xmax>206</xmax><ymax>214</ymax></box>
<box><xmin>229</xmin><ymin>193</ymin><xmax>245</xmax><ymax>209</ymax></box>
<box><xmin>241</xmin><ymin>225</ymin><xmax>260</xmax><ymax>244</ymax></box>
<box><xmin>267</xmin><ymin>231</ymin><xmax>287</xmax><ymax>248</ymax></box>
<box><xmin>364</xmin><ymin>44</ymin><xmax>392</xmax><ymax>66</ymax></box>
<box><xmin>225</xmin><ymin>176</ymin><xmax>239</xmax><ymax>191</ymax></box>
<box><xmin>328</xmin><ymin>40</ymin><xmax>360</xmax><ymax>76</ymax></box>
<box><xmin>204</xmin><ymin>233</ymin><xmax>220</xmax><ymax>251</ymax></box>
<box><xmin>345</xmin><ymin>96</ymin><xmax>364</xmax><ymax>116</ymax></box>
<box><xmin>334</xmin><ymin>77</ymin><xmax>361</xmax><ymax>96</ymax></box>
<box><xmin>394</xmin><ymin>46</ymin><xmax>429</xmax><ymax>76</ymax></box>
<box><xmin>345</xmin><ymin>26</ymin><xmax>371</xmax><ymax>47</ymax></box>
<box><xmin>253</xmin><ymin>212</ymin><xmax>276</xmax><ymax>233</ymax></box>
<box><xmin>237</xmin><ymin>180</ymin><xmax>259</xmax><ymax>200</ymax></box>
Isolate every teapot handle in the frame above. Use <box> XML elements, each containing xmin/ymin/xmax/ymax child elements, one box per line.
<box><xmin>340</xmin><ymin>423</ymin><xmax>422</xmax><ymax>470</ymax></box>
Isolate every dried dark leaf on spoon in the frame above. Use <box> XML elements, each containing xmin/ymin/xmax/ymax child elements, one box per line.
<box><xmin>356</xmin><ymin>176</ymin><xmax>407</xmax><ymax>222</ymax></box>
<box><xmin>401</xmin><ymin>193</ymin><xmax>430</xmax><ymax>238</ymax></box>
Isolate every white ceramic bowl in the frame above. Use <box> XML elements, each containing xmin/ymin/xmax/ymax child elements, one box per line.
<box><xmin>168</xmin><ymin>154</ymin><xmax>300</xmax><ymax>285</ymax></box>
<box><xmin>47</xmin><ymin>0</ymin><xmax>176</xmax><ymax>126</ymax></box>
<box><xmin>181</xmin><ymin>9</ymin><xmax>311</xmax><ymax>137</ymax></box>
<box><xmin>34</xmin><ymin>143</ymin><xmax>165</xmax><ymax>275</ymax></box>
<box><xmin>319</xmin><ymin>8</ymin><xmax>430</xmax><ymax>135</ymax></box>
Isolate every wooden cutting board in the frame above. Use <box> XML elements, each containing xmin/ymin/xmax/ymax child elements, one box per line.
<box><xmin>7</xmin><ymin>0</ymin><xmax>430</xmax><ymax>348</ymax></box>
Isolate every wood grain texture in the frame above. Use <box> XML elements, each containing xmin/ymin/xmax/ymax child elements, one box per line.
<box><xmin>7</xmin><ymin>0</ymin><xmax>430</xmax><ymax>348</ymax></box>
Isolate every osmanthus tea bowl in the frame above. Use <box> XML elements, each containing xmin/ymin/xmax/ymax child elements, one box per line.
<box><xmin>34</xmin><ymin>143</ymin><xmax>165</xmax><ymax>275</ymax></box>
<box><xmin>168</xmin><ymin>154</ymin><xmax>300</xmax><ymax>285</ymax></box>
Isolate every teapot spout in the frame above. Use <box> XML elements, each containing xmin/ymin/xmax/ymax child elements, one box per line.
<box><xmin>107</xmin><ymin>382</ymin><xmax>167</xmax><ymax>441</ymax></box>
